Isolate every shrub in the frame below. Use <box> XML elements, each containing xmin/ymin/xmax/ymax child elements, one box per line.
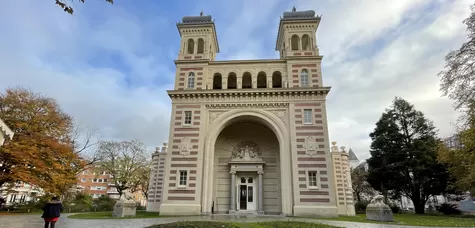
<box><xmin>437</xmin><ymin>203</ymin><xmax>462</xmax><ymax>215</ymax></box>
<box><xmin>389</xmin><ymin>204</ymin><xmax>401</xmax><ymax>214</ymax></box>
<box><xmin>355</xmin><ymin>201</ymin><xmax>369</xmax><ymax>214</ymax></box>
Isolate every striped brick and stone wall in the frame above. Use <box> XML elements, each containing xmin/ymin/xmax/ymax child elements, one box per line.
<box><xmin>176</xmin><ymin>66</ymin><xmax>205</xmax><ymax>90</ymax></box>
<box><xmin>293</xmin><ymin>102</ymin><xmax>333</xmax><ymax>206</ymax></box>
<box><xmin>164</xmin><ymin>104</ymin><xmax>202</xmax><ymax>204</ymax></box>
<box><xmin>331</xmin><ymin>142</ymin><xmax>356</xmax><ymax>216</ymax></box>
<box><xmin>146</xmin><ymin>144</ymin><xmax>168</xmax><ymax>212</ymax></box>
<box><xmin>290</xmin><ymin>63</ymin><xmax>321</xmax><ymax>88</ymax></box>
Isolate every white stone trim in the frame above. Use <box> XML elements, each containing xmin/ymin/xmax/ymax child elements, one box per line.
<box><xmin>306</xmin><ymin>170</ymin><xmax>320</xmax><ymax>190</ymax></box>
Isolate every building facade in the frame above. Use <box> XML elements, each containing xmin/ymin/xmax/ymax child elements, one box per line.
<box><xmin>149</xmin><ymin>8</ymin><xmax>354</xmax><ymax>217</ymax></box>
<box><xmin>76</xmin><ymin>166</ymin><xmax>119</xmax><ymax>199</ymax></box>
<box><xmin>0</xmin><ymin>118</ymin><xmax>14</xmax><ymax>146</ymax></box>
<box><xmin>147</xmin><ymin>143</ymin><xmax>168</xmax><ymax>211</ymax></box>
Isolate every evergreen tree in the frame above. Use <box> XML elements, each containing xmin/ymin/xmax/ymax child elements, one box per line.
<box><xmin>367</xmin><ymin>97</ymin><xmax>449</xmax><ymax>214</ymax></box>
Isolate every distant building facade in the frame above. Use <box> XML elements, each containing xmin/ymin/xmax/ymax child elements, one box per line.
<box><xmin>76</xmin><ymin>166</ymin><xmax>118</xmax><ymax>199</ymax></box>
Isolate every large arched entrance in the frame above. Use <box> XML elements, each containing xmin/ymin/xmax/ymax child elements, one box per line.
<box><xmin>212</xmin><ymin>118</ymin><xmax>281</xmax><ymax>214</ymax></box>
<box><xmin>201</xmin><ymin>110</ymin><xmax>292</xmax><ymax>215</ymax></box>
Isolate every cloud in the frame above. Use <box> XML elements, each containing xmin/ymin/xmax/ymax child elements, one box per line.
<box><xmin>0</xmin><ymin>0</ymin><xmax>472</xmax><ymax>161</ymax></box>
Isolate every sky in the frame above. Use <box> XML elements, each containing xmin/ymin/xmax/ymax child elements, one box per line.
<box><xmin>0</xmin><ymin>0</ymin><xmax>472</xmax><ymax>161</ymax></box>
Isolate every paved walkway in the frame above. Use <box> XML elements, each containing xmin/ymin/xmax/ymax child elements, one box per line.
<box><xmin>0</xmin><ymin>213</ymin><xmax>471</xmax><ymax>228</ymax></box>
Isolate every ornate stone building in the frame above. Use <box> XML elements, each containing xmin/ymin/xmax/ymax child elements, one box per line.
<box><xmin>147</xmin><ymin>8</ymin><xmax>355</xmax><ymax>217</ymax></box>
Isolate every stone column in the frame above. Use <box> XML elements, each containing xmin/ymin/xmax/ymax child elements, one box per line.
<box><xmin>230</xmin><ymin>171</ymin><xmax>236</xmax><ymax>213</ymax></box>
<box><xmin>258</xmin><ymin>171</ymin><xmax>264</xmax><ymax>214</ymax></box>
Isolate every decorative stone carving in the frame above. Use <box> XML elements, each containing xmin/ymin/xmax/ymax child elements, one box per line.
<box><xmin>179</xmin><ymin>137</ymin><xmax>191</xmax><ymax>156</ymax></box>
<box><xmin>231</xmin><ymin>141</ymin><xmax>263</xmax><ymax>162</ymax></box>
<box><xmin>270</xmin><ymin>110</ymin><xmax>288</xmax><ymax>124</ymax></box>
<box><xmin>209</xmin><ymin>111</ymin><xmax>225</xmax><ymax>123</ymax></box>
<box><xmin>366</xmin><ymin>195</ymin><xmax>394</xmax><ymax>222</ymax></box>
<box><xmin>305</xmin><ymin>136</ymin><xmax>318</xmax><ymax>156</ymax></box>
<box><xmin>206</xmin><ymin>103</ymin><xmax>289</xmax><ymax>109</ymax></box>
<box><xmin>331</xmin><ymin>141</ymin><xmax>339</xmax><ymax>153</ymax></box>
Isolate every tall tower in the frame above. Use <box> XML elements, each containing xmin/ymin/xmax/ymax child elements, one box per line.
<box><xmin>176</xmin><ymin>11</ymin><xmax>219</xmax><ymax>62</ymax></box>
<box><xmin>276</xmin><ymin>7</ymin><xmax>320</xmax><ymax>59</ymax></box>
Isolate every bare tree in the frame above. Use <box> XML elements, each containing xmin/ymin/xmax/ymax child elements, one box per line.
<box><xmin>70</xmin><ymin>125</ymin><xmax>101</xmax><ymax>173</ymax></box>
<box><xmin>95</xmin><ymin>139</ymin><xmax>148</xmax><ymax>199</ymax></box>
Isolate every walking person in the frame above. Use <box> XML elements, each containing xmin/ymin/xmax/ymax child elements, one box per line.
<box><xmin>41</xmin><ymin>196</ymin><xmax>63</xmax><ymax>228</ymax></box>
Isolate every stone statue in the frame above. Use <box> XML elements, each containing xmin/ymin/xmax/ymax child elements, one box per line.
<box><xmin>370</xmin><ymin>195</ymin><xmax>385</xmax><ymax>205</ymax></box>
<box><xmin>366</xmin><ymin>195</ymin><xmax>394</xmax><ymax>222</ymax></box>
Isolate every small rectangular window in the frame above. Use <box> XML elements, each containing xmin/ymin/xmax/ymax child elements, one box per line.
<box><xmin>303</xmin><ymin>109</ymin><xmax>312</xmax><ymax>124</ymax></box>
<box><xmin>81</xmin><ymin>178</ymin><xmax>86</xmax><ymax>183</ymax></box>
<box><xmin>179</xmin><ymin>170</ymin><xmax>188</xmax><ymax>187</ymax></box>
<box><xmin>308</xmin><ymin>171</ymin><xmax>318</xmax><ymax>188</ymax></box>
<box><xmin>184</xmin><ymin>111</ymin><xmax>192</xmax><ymax>125</ymax></box>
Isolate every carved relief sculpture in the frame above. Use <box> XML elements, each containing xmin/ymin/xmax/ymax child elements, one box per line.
<box><xmin>231</xmin><ymin>141</ymin><xmax>263</xmax><ymax>162</ymax></box>
<box><xmin>305</xmin><ymin>136</ymin><xmax>318</xmax><ymax>156</ymax></box>
<box><xmin>179</xmin><ymin>137</ymin><xmax>191</xmax><ymax>156</ymax></box>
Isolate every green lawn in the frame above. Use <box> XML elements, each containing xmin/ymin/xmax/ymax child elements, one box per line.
<box><xmin>67</xmin><ymin>211</ymin><xmax>193</xmax><ymax>219</ymax></box>
<box><xmin>146</xmin><ymin>221</ymin><xmax>340</xmax><ymax>228</ymax></box>
<box><xmin>319</xmin><ymin>213</ymin><xmax>475</xmax><ymax>227</ymax></box>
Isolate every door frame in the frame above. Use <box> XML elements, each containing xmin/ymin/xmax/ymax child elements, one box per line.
<box><xmin>236</xmin><ymin>175</ymin><xmax>257</xmax><ymax>211</ymax></box>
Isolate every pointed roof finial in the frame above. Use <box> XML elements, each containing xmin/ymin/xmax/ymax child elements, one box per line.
<box><xmin>292</xmin><ymin>6</ymin><xmax>296</xmax><ymax>12</ymax></box>
<box><xmin>200</xmin><ymin>10</ymin><xmax>204</xmax><ymax>16</ymax></box>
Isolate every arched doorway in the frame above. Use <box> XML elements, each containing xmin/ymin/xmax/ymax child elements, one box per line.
<box><xmin>212</xmin><ymin>119</ymin><xmax>281</xmax><ymax>214</ymax></box>
<box><xmin>201</xmin><ymin>110</ymin><xmax>292</xmax><ymax>215</ymax></box>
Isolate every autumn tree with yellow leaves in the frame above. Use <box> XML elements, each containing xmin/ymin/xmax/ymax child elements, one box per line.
<box><xmin>437</xmin><ymin>3</ymin><xmax>475</xmax><ymax>194</ymax></box>
<box><xmin>0</xmin><ymin>88</ymin><xmax>98</xmax><ymax>195</ymax></box>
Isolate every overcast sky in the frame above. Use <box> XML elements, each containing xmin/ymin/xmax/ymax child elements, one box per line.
<box><xmin>0</xmin><ymin>0</ymin><xmax>472</xmax><ymax>161</ymax></box>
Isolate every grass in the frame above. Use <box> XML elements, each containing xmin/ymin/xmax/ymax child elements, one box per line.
<box><xmin>146</xmin><ymin>221</ymin><xmax>340</xmax><ymax>228</ymax></box>
<box><xmin>319</xmin><ymin>213</ymin><xmax>475</xmax><ymax>227</ymax></box>
<box><xmin>67</xmin><ymin>211</ymin><xmax>193</xmax><ymax>219</ymax></box>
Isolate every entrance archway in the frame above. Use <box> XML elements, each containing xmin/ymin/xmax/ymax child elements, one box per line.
<box><xmin>213</xmin><ymin>120</ymin><xmax>281</xmax><ymax>214</ymax></box>
<box><xmin>201</xmin><ymin>110</ymin><xmax>292</xmax><ymax>215</ymax></box>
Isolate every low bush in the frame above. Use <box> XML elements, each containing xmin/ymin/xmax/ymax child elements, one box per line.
<box><xmin>389</xmin><ymin>203</ymin><xmax>401</xmax><ymax>214</ymax></box>
<box><xmin>355</xmin><ymin>201</ymin><xmax>369</xmax><ymax>214</ymax></box>
<box><xmin>437</xmin><ymin>203</ymin><xmax>462</xmax><ymax>215</ymax></box>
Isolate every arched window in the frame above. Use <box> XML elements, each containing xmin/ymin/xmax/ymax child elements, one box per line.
<box><xmin>228</xmin><ymin>73</ymin><xmax>237</xmax><ymax>89</ymax></box>
<box><xmin>213</xmin><ymin>73</ymin><xmax>222</xmax><ymax>89</ymax></box>
<box><xmin>242</xmin><ymin>72</ymin><xmax>252</xmax><ymax>89</ymax></box>
<box><xmin>187</xmin><ymin>72</ymin><xmax>195</xmax><ymax>89</ymax></box>
<box><xmin>291</xmin><ymin>35</ymin><xmax>299</xmax><ymax>51</ymax></box>
<box><xmin>187</xmin><ymin>38</ymin><xmax>194</xmax><ymax>54</ymax></box>
<box><xmin>300</xmin><ymin>69</ymin><xmax>309</xmax><ymax>87</ymax></box>
<box><xmin>257</xmin><ymin>72</ymin><xmax>267</xmax><ymax>88</ymax></box>
<box><xmin>272</xmin><ymin>71</ymin><xmax>282</xmax><ymax>88</ymax></box>
<box><xmin>302</xmin><ymin>35</ymin><xmax>310</xmax><ymax>50</ymax></box>
<box><xmin>197</xmin><ymin>38</ymin><xmax>204</xmax><ymax>54</ymax></box>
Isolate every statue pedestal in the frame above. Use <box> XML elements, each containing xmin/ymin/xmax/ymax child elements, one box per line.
<box><xmin>365</xmin><ymin>196</ymin><xmax>394</xmax><ymax>222</ymax></box>
<box><xmin>112</xmin><ymin>199</ymin><xmax>137</xmax><ymax>217</ymax></box>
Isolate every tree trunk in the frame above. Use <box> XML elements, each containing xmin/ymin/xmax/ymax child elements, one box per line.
<box><xmin>357</xmin><ymin>193</ymin><xmax>361</xmax><ymax>202</ymax></box>
<box><xmin>412</xmin><ymin>195</ymin><xmax>425</xmax><ymax>214</ymax></box>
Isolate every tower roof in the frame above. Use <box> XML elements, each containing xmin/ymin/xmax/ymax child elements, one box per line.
<box><xmin>176</xmin><ymin>12</ymin><xmax>220</xmax><ymax>53</ymax></box>
<box><xmin>348</xmin><ymin>148</ymin><xmax>359</xmax><ymax>161</ymax></box>
<box><xmin>181</xmin><ymin>15</ymin><xmax>213</xmax><ymax>24</ymax></box>
<box><xmin>276</xmin><ymin>8</ymin><xmax>321</xmax><ymax>51</ymax></box>
<box><xmin>282</xmin><ymin>9</ymin><xmax>317</xmax><ymax>21</ymax></box>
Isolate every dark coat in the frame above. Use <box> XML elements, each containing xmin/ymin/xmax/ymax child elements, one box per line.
<box><xmin>41</xmin><ymin>200</ymin><xmax>63</xmax><ymax>218</ymax></box>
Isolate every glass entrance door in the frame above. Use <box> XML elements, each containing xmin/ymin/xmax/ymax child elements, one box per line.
<box><xmin>236</xmin><ymin>176</ymin><xmax>256</xmax><ymax>211</ymax></box>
